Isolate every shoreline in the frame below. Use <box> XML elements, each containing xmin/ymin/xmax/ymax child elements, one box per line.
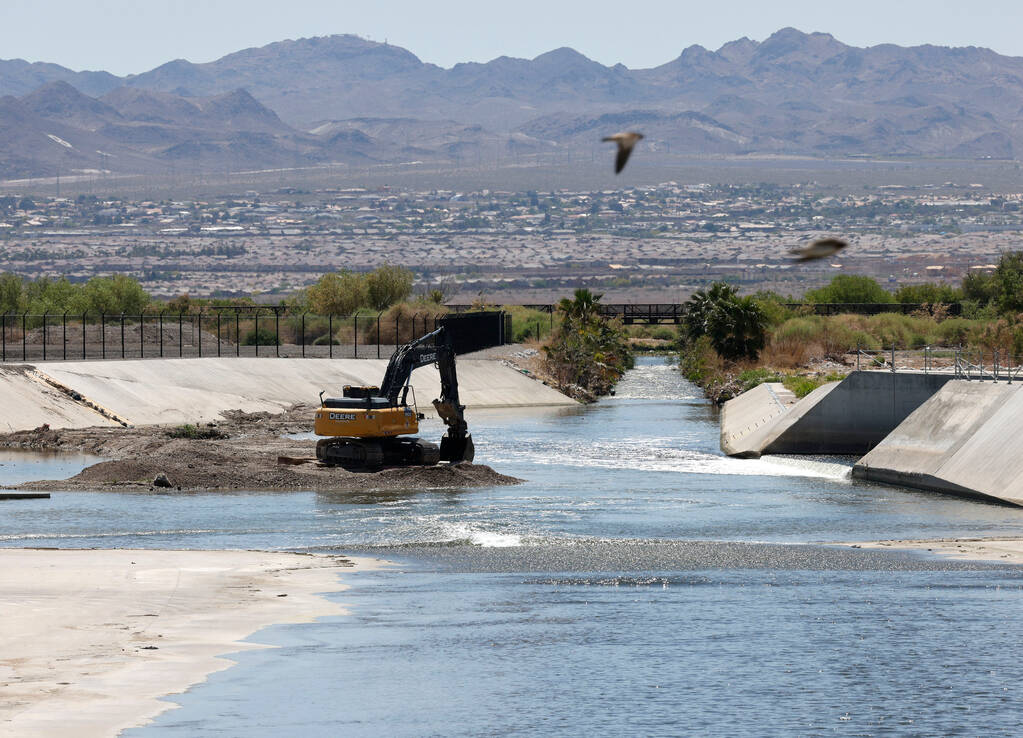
<box><xmin>0</xmin><ymin>548</ymin><xmax>382</xmax><ymax>737</ymax></box>
<box><xmin>852</xmin><ymin>537</ymin><xmax>1023</xmax><ymax>565</ymax></box>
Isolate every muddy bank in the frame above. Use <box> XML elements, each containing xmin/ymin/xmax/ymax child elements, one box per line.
<box><xmin>2</xmin><ymin>406</ymin><xmax>521</xmax><ymax>492</ymax></box>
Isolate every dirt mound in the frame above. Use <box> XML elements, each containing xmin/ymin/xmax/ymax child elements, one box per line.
<box><xmin>7</xmin><ymin>405</ymin><xmax>522</xmax><ymax>493</ymax></box>
<box><xmin>24</xmin><ymin>455</ymin><xmax>519</xmax><ymax>493</ymax></box>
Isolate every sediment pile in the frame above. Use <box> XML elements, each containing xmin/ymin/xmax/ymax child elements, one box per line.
<box><xmin>2</xmin><ymin>406</ymin><xmax>521</xmax><ymax>492</ymax></box>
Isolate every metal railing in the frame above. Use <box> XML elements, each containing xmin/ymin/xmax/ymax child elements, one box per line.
<box><xmin>853</xmin><ymin>343</ymin><xmax>1023</xmax><ymax>382</ymax></box>
<box><xmin>0</xmin><ymin>308</ymin><xmax>507</xmax><ymax>363</ymax></box>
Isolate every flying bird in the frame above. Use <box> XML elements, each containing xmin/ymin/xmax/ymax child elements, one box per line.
<box><xmin>790</xmin><ymin>237</ymin><xmax>848</xmax><ymax>262</ymax></box>
<box><xmin>602</xmin><ymin>131</ymin><xmax>644</xmax><ymax>174</ymax></box>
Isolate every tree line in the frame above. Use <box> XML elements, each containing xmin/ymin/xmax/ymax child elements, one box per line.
<box><xmin>0</xmin><ymin>264</ymin><xmax>418</xmax><ymax>317</ymax></box>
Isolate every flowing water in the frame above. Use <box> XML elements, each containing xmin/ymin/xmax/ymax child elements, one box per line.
<box><xmin>3</xmin><ymin>357</ymin><xmax>1023</xmax><ymax>736</ymax></box>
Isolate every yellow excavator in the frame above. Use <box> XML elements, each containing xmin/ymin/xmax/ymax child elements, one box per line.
<box><xmin>313</xmin><ymin>326</ymin><xmax>474</xmax><ymax>471</ymax></box>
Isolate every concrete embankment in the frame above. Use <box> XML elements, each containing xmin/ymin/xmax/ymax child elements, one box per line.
<box><xmin>853</xmin><ymin>381</ymin><xmax>1023</xmax><ymax>506</ymax></box>
<box><xmin>0</xmin><ymin>357</ymin><xmax>575</xmax><ymax>432</ymax></box>
<box><xmin>722</xmin><ymin>370</ymin><xmax>1023</xmax><ymax>506</ymax></box>
<box><xmin>721</xmin><ymin>371</ymin><xmax>955</xmax><ymax>458</ymax></box>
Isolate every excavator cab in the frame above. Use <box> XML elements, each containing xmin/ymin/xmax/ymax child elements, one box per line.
<box><xmin>313</xmin><ymin>327</ymin><xmax>474</xmax><ymax>472</ymax></box>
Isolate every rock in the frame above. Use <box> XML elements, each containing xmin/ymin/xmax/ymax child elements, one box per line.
<box><xmin>153</xmin><ymin>473</ymin><xmax>172</xmax><ymax>488</ymax></box>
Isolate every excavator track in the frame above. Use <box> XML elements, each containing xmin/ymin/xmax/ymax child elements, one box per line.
<box><xmin>316</xmin><ymin>437</ymin><xmax>442</xmax><ymax>472</ymax></box>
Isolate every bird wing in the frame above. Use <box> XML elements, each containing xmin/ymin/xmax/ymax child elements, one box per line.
<box><xmin>615</xmin><ymin>142</ymin><xmax>634</xmax><ymax>174</ymax></box>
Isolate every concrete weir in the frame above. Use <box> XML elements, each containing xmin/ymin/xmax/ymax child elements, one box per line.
<box><xmin>722</xmin><ymin>370</ymin><xmax>1023</xmax><ymax>506</ymax></box>
<box><xmin>721</xmin><ymin>371</ymin><xmax>954</xmax><ymax>458</ymax></box>
<box><xmin>0</xmin><ymin>358</ymin><xmax>575</xmax><ymax>432</ymax></box>
<box><xmin>853</xmin><ymin>381</ymin><xmax>1023</xmax><ymax>506</ymax></box>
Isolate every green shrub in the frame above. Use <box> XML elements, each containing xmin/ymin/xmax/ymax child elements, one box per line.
<box><xmin>894</xmin><ymin>283</ymin><xmax>963</xmax><ymax>304</ymax></box>
<box><xmin>735</xmin><ymin>367</ymin><xmax>784</xmax><ymax>392</ymax></box>
<box><xmin>679</xmin><ymin>335</ymin><xmax>723</xmax><ymax>386</ymax></box>
<box><xmin>782</xmin><ymin>375</ymin><xmax>821</xmax><ymax>398</ymax></box>
<box><xmin>502</xmin><ymin>304</ymin><xmax>553</xmax><ymax>343</ymax></box>
<box><xmin>243</xmin><ymin>327</ymin><xmax>279</xmax><ymax>346</ymax></box>
<box><xmin>750</xmin><ymin>290</ymin><xmax>793</xmax><ymax>327</ymax></box>
<box><xmin>804</xmin><ymin>274</ymin><xmax>894</xmax><ymax>304</ymax></box>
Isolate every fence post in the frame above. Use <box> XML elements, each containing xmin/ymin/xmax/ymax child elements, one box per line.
<box><xmin>235</xmin><ymin>311</ymin><xmax>240</xmax><ymax>357</ymax></box>
<box><xmin>995</xmin><ymin>349</ymin><xmax>999</xmax><ymax>381</ymax></box>
<box><xmin>197</xmin><ymin>312</ymin><xmax>202</xmax><ymax>358</ymax></box>
<box><xmin>159</xmin><ymin>311</ymin><xmax>164</xmax><ymax>357</ymax></box>
<box><xmin>61</xmin><ymin>311</ymin><xmax>67</xmax><ymax>361</ymax></box>
<box><xmin>21</xmin><ymin>312</ymin><xmax>27</xmax><ymax>362</ymax></box>
<box><xmin>890</xmin><ymin>344</ymin><xmax>895</xmax><ymax>373</ymax></box>
<box><xmin>178</xmin><ymin>312</ymin><xmax>183</xmax><ymax>358</ymax></box>
<box><xmin>254</xmin><ymin>311</ymin><xmax>259</xmax><ymax>357</ymax></box>
<box><xmin>377</xmin><ymin>312</ymin><xmax>382</xmax><ymax>359</ymax></box>
<box><xmin>217</xmin><ymin>312</ymin><xmax>221</xmax><ymax>357</ymax></box>
<box><xmin>354</xmin><ymin>315</ymin><xmax>358</xmax><ymax>358</ymax></box>
<box><xmin>395</xmin><ymin>313</ymin><xmax>399</xmax><ymax>347</ymax></box>
<box><xmin>856</xmin><ymin>342</ymin><xmax>860</xmax><ymax>371</ymax></box>
<box><xmin>275</xmin><ymin>310</ymin><xmax>279</xmax><ymax>358</ymax></box>
<box><xmin>42</xmin><ymin>312</ymin><xmax>48</xmax><ymax>361</ymax></box>
<box><xmin>1</xmin><ymin>312</ymin><xmax>5</xmax><ymax>362</ymax></box>
<box><xmin>328</xmin><ymin>314</ymin><xmax>333</xmax><ymax>359</ymax></box>
<box><xmin>139</xmin><ymin>313</ymin><xmax>144</xmax><ymax>359</ymax></box>
<box><xmin>301</xmin><ymin>313</ymin><xmax>306</xmax><ymax>358</ymax></box>
<box><xmin>81</xmin><ymin>313</ymin><xmax>86</xmax><ymax>359</ymax></box>
<box><xmin>119</xmin><ymin>313</ymin><xmax>125</xmax><ymax>359</ymax></box>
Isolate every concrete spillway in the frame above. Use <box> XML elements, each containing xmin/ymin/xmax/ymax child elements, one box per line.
<box><xmin>722</xmin><ymin>370</ymin><xmax>1023</xmax><ymax>506</ymax></box>
<box><xmin>853</xmin><ymin>381</ymin><xmax>1023</xmax><ymax>506</ymax></box>
<box><xmin>0</xmin><ymin>358</ymin><xmax>575</xmax><ymax>432</ymax></box>
<box><xmin>721</xmin><ymin>371</ymin><xmax>955</xmax><ymax>458</ymax></box>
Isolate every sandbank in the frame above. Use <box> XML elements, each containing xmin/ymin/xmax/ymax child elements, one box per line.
<box><xmin>853</xmin><ymin>537</ymin><xmax>1023</xmax><ymax>564</ymax></box>
<box><xmin>0</xmin><ymin>548</ymin><xmax>378</xmax><ymax>737</ymax></box>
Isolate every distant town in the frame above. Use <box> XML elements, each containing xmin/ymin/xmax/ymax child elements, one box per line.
<box><xmin>0</xmin><ymin>180</ymin><xmax>1018</xmax><ymax>302</ymax></box>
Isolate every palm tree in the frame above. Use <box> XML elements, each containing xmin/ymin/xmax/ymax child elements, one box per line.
<box><xmin>557</xmin><ymin>288</ymin><xmax>603</xmax><ymax>323</ymax></box>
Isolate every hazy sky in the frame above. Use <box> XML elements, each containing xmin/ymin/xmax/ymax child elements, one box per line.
<box><xmin>2</xmin><ymin>0</ymin><xmax>1021</xmax><ymax>75</ymax></box>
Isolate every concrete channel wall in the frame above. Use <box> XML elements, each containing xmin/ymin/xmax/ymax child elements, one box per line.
<box><xmin>722</xmin><ymin>370</ymin><xmax>1023</xmax><ymax>506</ymax></box>
<box><xmin>720</xmin><ymin>371</ymin><xmax>956</xmax><ymax>458</ymax></box>
<box><xmin>854</xmin><ymin>381</ymin><xmax>1023</xmax><ymax>506</ymax></box>
<box><xmin>0</xmin><ymin>358</ymin><xmax>575</xmax><ymax>432</ymax></box>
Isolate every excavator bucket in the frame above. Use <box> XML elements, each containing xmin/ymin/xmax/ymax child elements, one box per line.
<box><xmin>439</xmin><ymin>432</ymin><xmax>474</xmax><ymax>463</ymax></box>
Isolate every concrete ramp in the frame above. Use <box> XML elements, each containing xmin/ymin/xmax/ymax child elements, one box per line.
<box><xmin>0</xmin><ymin>358</ymin><xmax>574</xmax><ymax>431</ymax></box>
<box><xmin>0</xmin><ymin>367</ymin><xmax>119</xmax><ymax>432</ymax></box>
<box><xmin>720</xmin><ymin>382</ymin><xmax>798</xmax><ymax>457</ymax></box>
<box><xmin>854</xmin><ymin>381</ymin><xmax>1023</xmax><ymax>506</ymax></box>
<box><xmin>721</xmin><ymin>371</ymin><xmax>956</xmax><ymax>458</ymax></box>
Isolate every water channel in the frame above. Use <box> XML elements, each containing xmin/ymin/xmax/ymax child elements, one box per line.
<box><xmin>3</xmin><ymin>357</ymin><xmax>1022</xmax><ymax>736</ymax></box>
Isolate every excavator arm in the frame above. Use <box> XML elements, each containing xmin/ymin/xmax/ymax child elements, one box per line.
<box><xmin>376</xmin><ymin>326</ymin><xmax>473</xmax><ymax>463</ymax></box>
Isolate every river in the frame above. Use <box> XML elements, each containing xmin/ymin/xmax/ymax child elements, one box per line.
<box><xmin>3</xmin><ymin>356</ymin><xmax>1023</xmax><ymax>736</ymax></box>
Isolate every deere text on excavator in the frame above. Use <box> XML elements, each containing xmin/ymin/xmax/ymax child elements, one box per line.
<box><xmin>313</xmin><ymin>326</ymin><xmax>474</xmax><ymax>471</ymax></box>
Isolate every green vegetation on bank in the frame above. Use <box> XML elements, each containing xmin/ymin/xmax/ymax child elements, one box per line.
<box><xmin>0</xmin><ymin>273</ymin><xmax>150</xmax><ymax>315</ymax></box>
<box><xmin>542</xmin><ymin>289</ymin><xmax>634</xmax><ymax>402</ymax></box>
<box><xmin>678</xmin><ymin>250</ymin><xmax>1023</xmax><ymax>403</ymax></box>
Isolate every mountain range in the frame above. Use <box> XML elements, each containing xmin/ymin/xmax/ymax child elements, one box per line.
<box><xmin>2</xmin><ymin>28</ymin><xmax>1022</xmax><ymax>180</ymax></box>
